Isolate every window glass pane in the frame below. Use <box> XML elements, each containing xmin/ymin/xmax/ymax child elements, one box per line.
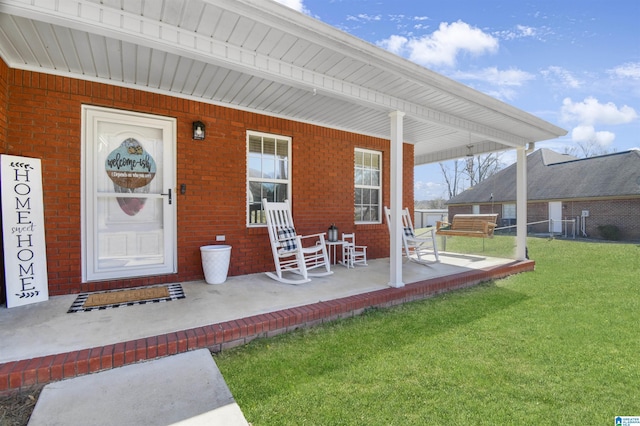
<box><xmin>261</xmin><ymin>183</ymin><xmax>275</xmax><ymax>201</ymax></box>
<box><xmin>503</xmin><ymin>204</ymin><xmax>516</xmax><ymax>219</ymax></box>
<box><xmin>355</xmin><ymin>168</ymin><xmax>363</xmax><ymax>185</ymax></box>
<box><xmin>364</xmin><ymin>152</ymin><xmax>371</xmax><ymax>168</ymax></box>
<box><xmin>370</xmin><ymin>208</ymin><xmax>379</xmax><ymax>222</ymax></box>
<box><xmin>371</xmin><ymin>154</ymin><xmax>380</xmax><ymax>169</ymax></box>
<box><xmin>364</xmin><ymin>169</ymin><xmax>372</xmax><ymax>186</ymax></box>
<box><xmin>355</xmin><ymin>188</ymin><xmax>362</xmax><ymax>204</ymax></box>
<box><xmin>372</xmin><ymin>170</ymin><xmax>380</xmax><ymax>186</ymax></box>
<box><xmin>248</xmin><ymin>156</ymin><xmax>261</xmax><ymax>178</ymax></box>
<box><xmin>371</xmin><ymin>189</ymin><xmax>378</xmax><ymax>204</ymax></box>
<box><xmin>248</xmin><ymin>135</ymin><xmax>262</xmax><ymax>153</ymax></box>
<box><xmin>263</xmin><ymin>138</ymin><xmax>276</xmax><ymax>155</ymax></box>
<box><xmin>355</xmin><ymin>150</ymin><xmax>363</xmax><ymax>167</ymax></box>
<box><xmin>363</xmin><ymin>206</ymin><xmax>372</xmax><ymax>222</ymax></box>
<box><xmin>248</xmin><ymin>185</ymin><xmax>263</xmax><ymax>224</ymax></box>
<box><xmin>277</xmin><ymin>140</ymin><xmax>288</xmax><ymax>159</ymax></box>
<box><xmin>262</xmin><ymin>157</ymin><xmax>275</xmax><ymax>178</ymax></box>
<box><xmin>276</xmin><ymin>159</ymin><xmax>288</xmax><ymax>180</ymax></box>
<box><xmin>363</xmin><ymin>188</ymin><xmax>371</xmax><ymax>204</ymax></box>
<box><xmin>274</xmin><ymin>183</ymin><xmax>287</xmax><ymax>202</ymax></box>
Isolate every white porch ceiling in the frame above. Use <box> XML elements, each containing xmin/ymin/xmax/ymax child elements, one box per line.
<box><xmin>0</xmin><ymin>0</ymin><xmax>566</xmax><ymax>164</ymax></box>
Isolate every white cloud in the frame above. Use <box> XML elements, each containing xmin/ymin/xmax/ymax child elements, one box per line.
<box><xmin>494</xmin><ymin>24</ymin><xmax>553</xmax><ymax>41</ymax></box>
<box><xmin>541</xmin><ymin>66</ymin><xmax>582</xmax><ymax>89</ymax></box>
<box><xmin>347</xmin><ymin>14</ymin><xmax>382</xmax><ymax>22</ymax></box>
<box><xmin>450</xmin><ymin>67</ymin><xmax>534</xmax><ymax>100</ymax></box>
<box><xmin>273</xmin><ymin>0</ymin><xmax>306</xmax><ymax>13</ymax></box>
<box><xmin>377</xmin><ymin>20</ymin><xmax>498</xmax><ymax>67</ymax></box>
<box><xmin>497</xmin><ymin>25</ymin><xmax>536</xmax><ymax>40</ymax></box>
<box><xmin>378</xmin><ymin>35</ymin><xmax>408</xmax><ymax>55</ymax></box>
<box><xmin>608</xmin><ymin>62</ymin><xmax>640</xmax><ymax>79</ymax></box>
<box><xmin>414</xmin><ymin>180</ymin><xmax>446</xmax><ymax>200</ymax></box>
<box><xmin>571</xmin><ymin>125</ymin><xmax>615</xmax><ymax>147</ymax></box>
<box><xmin>561</xmin><ymin>97</ymin><xmax>638</xmax><ymax>148</ymax></box>
<box><xmin>561</xmin><ymin>97</ymin><xmax>638</xmax><ymax>126</ymax></box>
<box><xmin>453</xmin><ymin>67</ymin><xmax>535</xmax><ymax>87</ymax></box>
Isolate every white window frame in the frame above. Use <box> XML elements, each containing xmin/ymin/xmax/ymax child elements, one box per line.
<box><xmin>354</xmin><ymin>148</ymin><xmax>382</xmax><ymax>224</ymax></box>
<box><xmin>246</xmin><ymin>131</ymin><xmax>291</xmax><ymax>227</ymax></box>
<box><xmin>503</xmin><ymin>203</ymin><xmax>516</xmax><ymax>219</ymax></box>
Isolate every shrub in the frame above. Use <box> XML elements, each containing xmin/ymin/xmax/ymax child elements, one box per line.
<box><xmin>597</xmin><ymin>224</ymin><xmax>621</xmax><ymax>240</ymax></box>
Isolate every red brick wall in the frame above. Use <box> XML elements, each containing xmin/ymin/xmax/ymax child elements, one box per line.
<box><xmin>0</xmin><ymin>58</ymin><xmax>7</xmax><ymax>151</ymax></box>
<box><xmin>1</xmin><ymin>64</ymin><xmax>412</xmax><ymax>295</ymax></box>
<box><xmin>527</xmin><ymin>202</ymin><xmax>549</xmax><ymax>234</ymax></box>
<box><xmin>563</xmin><ymin>198</ymin><xmax>640</xmax><ymax>240</ymax></box>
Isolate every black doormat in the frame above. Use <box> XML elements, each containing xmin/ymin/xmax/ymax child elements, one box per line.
<box><xmin>68</xmin><ymin>283</ymin><xmax>185</xmax><ymax>313</ymax></box>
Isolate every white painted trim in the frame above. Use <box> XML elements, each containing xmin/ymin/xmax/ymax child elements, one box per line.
<box><xmin>516</xmin><ymin>147</ymin><xmax>528</xmax><ymax>260</ymax></box>
<box><xmin>389</xmin><ymin>111</ymin><xmax>405</xmax><ymax>288</ymax></box>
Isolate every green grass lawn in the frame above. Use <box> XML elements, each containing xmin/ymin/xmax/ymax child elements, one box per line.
<box><xmin>215</xmin><ymin>238</ymin><xmax>640</xmax><ymax>425</ymax></box>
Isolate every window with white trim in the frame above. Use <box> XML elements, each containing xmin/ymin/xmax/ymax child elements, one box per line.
<box><xmin>502</xmin><ymin>203</ymin><xmax>516</xmax><ymax>219</ymax></box>
<box><xmin>354</xmin><ymin>148</ymin><xmax>382</xmax><ymax>223</ymax></box>
<box><xmin>247</xmin><ymin>131</ymin><xmax>291</xmax><ymax>226</ymax></box>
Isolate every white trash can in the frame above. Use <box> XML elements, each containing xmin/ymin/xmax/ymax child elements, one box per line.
<box><xmin>200</xmin><ymin>245</ymin><xmax>231</xmax><ymax>284</ymax></box>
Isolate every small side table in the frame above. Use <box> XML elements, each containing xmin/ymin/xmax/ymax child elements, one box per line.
<box><xmin>325</xmin><ymin>240</ymin><xmax>346</xmax><ymax>265</ymax></box>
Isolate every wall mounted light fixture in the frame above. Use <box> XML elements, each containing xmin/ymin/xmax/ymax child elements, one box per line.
<box><xmin>193</xmin><ymin>121</ymin><xmax>205</xmax><ymax>140</ymax></box>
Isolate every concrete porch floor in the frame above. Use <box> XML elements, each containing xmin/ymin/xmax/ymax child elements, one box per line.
<box><xmin>0</xmin><ymin>253</ymin><xmax>534</xmax><ymax>392</ymax></box>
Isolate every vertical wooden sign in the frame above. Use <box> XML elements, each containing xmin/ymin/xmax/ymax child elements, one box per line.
<box><xmin>1</xmin><ymin>155</ymin><xmax>49</xmax><ymax>307</ymax></box>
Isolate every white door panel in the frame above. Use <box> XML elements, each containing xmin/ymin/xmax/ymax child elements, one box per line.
<box><xmin>82</xmin><ymin>106</ymin><xmax>176</xmax><ymax>281</ymax></box>
<box><xmin>549</xmin><ymin>202</ymin><xmax>562</xmax><ymax>233</ymax></box>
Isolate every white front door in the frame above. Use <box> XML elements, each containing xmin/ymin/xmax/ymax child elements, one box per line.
<box><xmin>548</xmin><ymin>201</ymin><xmax>562</xmax><ymax>234</ymax></box>
<box><xmin>82</xmin><ymin>106</ymin><xmax>177</xmax><ymax>282</ymax></box>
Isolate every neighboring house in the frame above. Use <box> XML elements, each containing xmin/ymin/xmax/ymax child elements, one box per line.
<box><xmin>0</xmin><ymin>0</ymin><xmax>565</xmax><ymax>303</ymax></box>
<box><xmin>446</xmin><ymin>149</ymin><xmax>640</xmax><ymax>241</ymax></box>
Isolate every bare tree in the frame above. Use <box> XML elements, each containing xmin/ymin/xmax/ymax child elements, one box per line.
<box><xmin>563</xmin><ymin>140</ymin><xmax>614</xmax><ymax>158</ymax></box>
<box><xmin>440</xmin><ymin>153</ymin><xmax>504</xmax><ymax>198</ymax></box>
<box><xmin>464</xmin><ymin>153</ymin><xmax>503</xmax><ymax>186</ymax></box>
<box><xmin>439</xmin><ymin>160</ymin><xmax>463</xmax><ymax>199</ymax></box>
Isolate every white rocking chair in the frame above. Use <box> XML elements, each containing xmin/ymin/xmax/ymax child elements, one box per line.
<box><xmin>384</xmin><ymin>206</ymin><xmax>440</xmax><ymax>265</ymax></box>
<box><xmin>341</xmin><ymin>233</ymin><xmax>368</xmax><ymax>268</ymax></box>
<box><xmin>262</xmin><ymin>198</ymin><xmax>333</xmax><ymax>284</ymax></box>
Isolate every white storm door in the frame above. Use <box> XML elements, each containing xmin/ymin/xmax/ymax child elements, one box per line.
<box><xmin>82</xmin><ymin>106</ymin><xmax>176</xmax><ymax>281</ymax></box>
<box><xmin>549</xmin><ymin>202</ymin><xmax>562</xmax><ymax>234</ymax></box>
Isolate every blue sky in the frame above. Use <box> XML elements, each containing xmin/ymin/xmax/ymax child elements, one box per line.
<box><xmin>275</xmin><ymin>0</ymin><xmax>640</xmax><ymax>200</ymax></box>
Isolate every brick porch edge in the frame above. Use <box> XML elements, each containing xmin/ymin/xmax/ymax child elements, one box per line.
<box><xmin>0</xmin><ymin>260</ymin><xmax>534</xmax><ymax>392</ymax></box>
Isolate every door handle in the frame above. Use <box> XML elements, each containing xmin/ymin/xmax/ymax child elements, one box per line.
<box><xmin>161</xmin><ymin>188</ymin><xmax>172</xmax><ymax>205</ymax></box>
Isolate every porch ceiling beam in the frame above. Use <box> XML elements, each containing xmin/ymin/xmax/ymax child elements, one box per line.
<box><xmin>3</xmin><ymin>0</ymin><xmax>532</xmax><ymax>147</ymax></box>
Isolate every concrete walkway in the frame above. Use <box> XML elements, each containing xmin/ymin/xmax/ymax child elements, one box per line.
<box><xmin>28</xmin><ymin>349</ymin><xmax>249</xmax><ymax>425</ymax></box>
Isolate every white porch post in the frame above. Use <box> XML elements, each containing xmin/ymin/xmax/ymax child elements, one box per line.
<box><xmin>389</xmin><ymin>111</ymin><xmax>405</xmax><ymax>287</ymax></box>
<box><xmin>515</xmin><ymin>146</ymin><xmax>528</xmax><ymax>260</ymax></box>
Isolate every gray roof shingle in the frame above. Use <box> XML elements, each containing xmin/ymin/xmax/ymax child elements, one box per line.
<box><xmin>447</xmin><ymin>148</ymin><xmax>640</xmax><ymax>204</ymax></box>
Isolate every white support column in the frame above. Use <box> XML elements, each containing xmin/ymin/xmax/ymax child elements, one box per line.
<box><xmin>389</xmin><ymin>111</ymin><xmax>405</xmax><ymax>287</ymax></box>
<box><xmin>515</xmin><ymin>146</ymin><xmax>528</xmax><ymax>260</ymax></box>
